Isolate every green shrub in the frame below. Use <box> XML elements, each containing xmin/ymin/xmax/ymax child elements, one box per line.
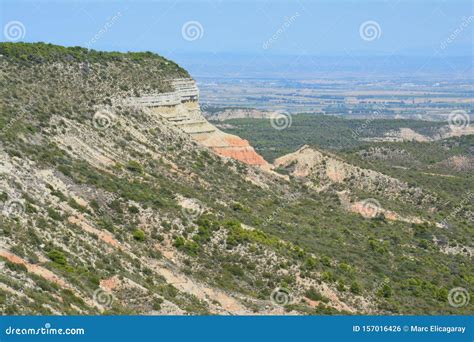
<box><xmin>377</xmin><ymin>283</ymin><xmax>393</xmax><ymax>298</ymax></box>
<box><xmin>173</xmin><ymin>236</ymin><xmax>185</xmax><ymax>248</ymax></box>
<box><xmin>47</xmin><ymin>207</ymin><xmax>62</xmax><ymax>221</ymax></box>
<box><xmin>305</xmin><ymin>287</ymin><xmax>329</xmax><ymax>303</ymax></box>
<box><xmin>231</xmin><ymin>202</ymin><xmax>244</xmax><ymax>211</ymax></box>
<box><xmin>126</xmin><ymin>160</ymin><xmax>143</xmax><ymax>173</ymax></box>
<box><xmin>350</xmin><ymin>281</ymin><xmax>362</xmax><ymax>295</ymax></box>
<box><xmin>5</xmin><ymin>260</ymin><xmax>28</xmax><ymax>273</ymax></box>
<box><xmin>47</xmin><ymin>249</ymin><xmax>67</xmax><ymax>266</ymax></box>
<box><xmin>133</xmin><ymin>229</ymin><xmax>145</xmax><ymax>241</ymax></box>
<box><xmin>128</xmin><ymin>205</ymin><xmax>140</xmax><ymax>214</ymax></box>
<box><xmin>68</xmin><ymin>198</ymin><xmax>87</xmax><ymax>212</ymax></box>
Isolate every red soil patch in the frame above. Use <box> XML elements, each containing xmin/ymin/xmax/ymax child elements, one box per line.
<box><xmin>68</xmin><ymin>215</ymin><xmax>121</xmax><ymax>248</ymax></box>
<box><xmin>100</xmin><ymin>275</ymin><xmax>120</xmax><ymax>291</ymax></box>
<box><xmin>0</xmin><ymin>249</ymin><xmax>68</xmax><ymax>288</ymax></box>
<box><xmin>212</xmin><ymin>145</ymin><xmax>267</xmax><ymax>166</ymax></box>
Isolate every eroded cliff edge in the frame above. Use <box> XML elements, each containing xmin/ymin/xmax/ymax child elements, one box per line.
<box><xmin>123</xmin><ymin>78</ymin><xmax>269</xmax><ymax>168</ymax></box>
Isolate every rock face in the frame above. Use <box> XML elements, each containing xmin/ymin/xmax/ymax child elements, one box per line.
<box><xmin>203</xmin><ymin>107</ymin><xmax>273</xmax><ymax>121</ymax></box>
<box><xmin>125</xmin><ymin>78</ymin><xmax>269</xmax><ymax>168</ymax></box>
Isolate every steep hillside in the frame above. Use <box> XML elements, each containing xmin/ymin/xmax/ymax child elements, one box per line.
<box><xmin>274</xmin><ymin>145</ymin><xmax>439</xmax><ymax>224</ymax></box>
<box><xmin>0</xmin><ymin>43</ymin><xmax>472</xmax><ymax>316</ymax></box>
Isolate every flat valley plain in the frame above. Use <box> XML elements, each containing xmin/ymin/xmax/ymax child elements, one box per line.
<box><xmin>198</xmin><ymin>77</ymin><xmax>473</xmax><ymax>121</ymax></box>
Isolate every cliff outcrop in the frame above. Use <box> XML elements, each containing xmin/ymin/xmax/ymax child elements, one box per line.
<box><xmin>125</xmin><ymin>79</ymin><xmax>269</xmax><ymax>167</ymax></box>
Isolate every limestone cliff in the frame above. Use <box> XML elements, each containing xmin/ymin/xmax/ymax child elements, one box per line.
<box><xmin>124</xmin><ymin>79</ymin><xmax>269</xmax><ymax>168</ymax></box>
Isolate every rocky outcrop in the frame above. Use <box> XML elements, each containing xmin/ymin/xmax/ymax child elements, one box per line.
<box><xmin>438</xmin><ymin>155</ymin><xmax>474</xmax><ymax>172</ymax></box>
<box><xmin>361</xmin><ymin>126</ymin><xmax>474</xmax><ymax>143</ymax></box>
<box><xmin>274</xmin><ymin>145</ymin><xmax>437</xmax><ymax>210</ymax></box>
<box><xmin>203</xmin><ymin>107</ymin><xmax>273</xmax><ymax>121</ymax></box>
<box><xmin>125</xmin><ymin>78</ymin><xmax>269</xmax><ymax>167</ymax></box>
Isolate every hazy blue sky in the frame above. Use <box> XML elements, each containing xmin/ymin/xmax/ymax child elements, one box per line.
<box><xmin>2</xmin><ymin>0</ymin><xmax>472</xmax><ymax>56</ymax></box>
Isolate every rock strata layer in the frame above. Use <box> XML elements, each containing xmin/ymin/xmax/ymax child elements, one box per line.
<box><xmin>126</xmin><ymin>78</ymin><xmax>269</xmax><ymax>167</ymax></box>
